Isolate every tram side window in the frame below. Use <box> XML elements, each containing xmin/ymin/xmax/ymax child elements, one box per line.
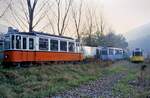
<box><xmin>4</xmin><ymin>36</ymin><xmax>10</xmax><ymax>49</ymax></box>
<box><xmin>69</xmin><ymin>42</ymin><xmax>74</xmax><ymax>52</ymax></box>
<box><xmin>23</xmin><ymin>38</ymin><xmax>27</xmax><ymax>49</ymax></box>
<box><xmin>101</xmin><ymin>50</ymin><xmax>107</xmax><ymax>55</ymax></box>
<box><xmin>11</xmin><ymin>35</ymin><xmax>15</xmax><ymax>49</ymax></box>
<box><xmin>16</xmin><ymin>35</ymin><xmax>21</xmax><ymax>49</ymax></box>
<box><xmin>109</xmin><ymin>49</ymin><xmax>114</xmax><ymax>55</ymax></box>
<box><xmin>60</xmin><ymin>41</ymin><xmax>67</xmax><ymax>51</ymax></box>
<box><xmin>115</xmin><ymin>50</ymin><xmax>121</xmax><ymax>55</ymax></box>
<box><xmin>51</xmin><ymin>40</ymin><xmax>58</xmax><ymax>51</ymax></box>
<box><xmin>0</xmin><ymin>41</ymin><xmax>3</xmax><ymax>51</ymax></box>
<box><xmin>39</xmin><ymin>38</ymin><xmax>48</xmax><ymax>50</ymax></box>
<box><xmin>29</xmin><ymin>38</ymin><xmax>34</xmax><ymax>50</ymax></box>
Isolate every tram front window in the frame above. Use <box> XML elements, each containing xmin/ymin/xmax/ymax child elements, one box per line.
<box><xmin>133</xmin><ymin>52</ymin><xmax>142</xmax><ymax>56</ymax></box>
<box><xmin>4</xmin><ymin>36</ymin><xmax>10</xmax><ymax>50</ymax></box>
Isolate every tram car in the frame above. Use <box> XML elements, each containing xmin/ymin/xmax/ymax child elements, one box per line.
<box><xmin>2</xmin><ymin>27</ymin><xmax>83</xmax><ymax>66</ymax></box>
<box><xmin>100</xmin><ymin>47</ymin><xmax>125</xmax><ymax>61</ymax></box>
<box><xmin>0</xmin><ymin>39</ymin><xmax>4</xmax><ymax>64</ymax></box>
<box><xmin>81</xmin><ymin>46</ymin><xmax>97</xmax><ymax>59</ymax></box>
<box><xmin>130</xmin><ymin>48</ymin><xmax>144</xmax><ymax>63</ymax></box>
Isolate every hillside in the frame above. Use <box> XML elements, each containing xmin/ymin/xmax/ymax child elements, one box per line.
<box><xmin>129</xmin><ymin>35</ymin><xmax>150</xmax><ymax>53</ymax></box>
<box><xmin>126</xmin><ymin>23</ymin><xmax>150</xmax><ymax>53</ymax></box>
<box><xmin>126</xmin><ymin>23</ymin><xmax>150</xmax><ymax>41</ymax></box>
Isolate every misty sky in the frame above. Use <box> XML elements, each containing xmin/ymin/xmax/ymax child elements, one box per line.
<box><xmin>1</xmin><ymin>0</ymin><xmax>150</xmax><ymax>37</ymax></box>
<box><xmin>95</xmin><ymin>0</ymin><xmax>150</xmax><ymax>35</ymax></box>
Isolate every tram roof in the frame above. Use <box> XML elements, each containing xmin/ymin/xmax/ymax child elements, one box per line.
<box><xmin>7</xmin><ymin>31</ymin><xmax>74</xmax><ymax>40</ymax></box>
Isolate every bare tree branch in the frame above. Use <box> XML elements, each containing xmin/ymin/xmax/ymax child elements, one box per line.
<box><xmin>20</xmin><ymin>0</ymin><xmax>29</xmax><ymax>24</ymax></box>
<box><xmin>10</xmin><ymin>2</ymin><xmax>28</xmax><ymax>30</ymax></box>
<box><xmin>27</xmin><ymin>0</ymin><xmax>38</xmax><ymax>32</ymax></box>
<box><xmin>53</xmin><ymin>0</ymin><xmax>73</xmax><ymax>36</ymax></box>
<box><xmin>60</xmin><ymin>0</ymin><xmax>73</xmax><ymax>35</ymax></box>
<box><xmin>56</xmin><ymin>0</ymin><xmax>61</xmax><ymax>35</ymax></box>
<box><xmin>32</xmin><ymin>1</ymin><xmax>54</xmax><ymax>29</ymax></box>
<box><xmin>33</xmin><ymin>0</ymin><xmax>49</xmax><ymax>20</ymax></box>
<box><xmin>95</xmin><ymin>10</ymin><xmax>106</xmax><ymax>37</ymax></box>
<box><xmin>9</xmin><ymin>4</ymin><xmax>25</xmax><ymax>31</ymax></box>
<box><xmin>3</xmin><ymin>17</ymin><xmax>17</xmax><ymax>28</ymax></box>
<box><xmin>72</xmin><ymin>0</ymin><xmax>83</xmax><ymax>41</ymax></box>
<box><xmin>0</xmin><ymin>0</ymin><xmax>12</xmax><ymax>18</ymax></box>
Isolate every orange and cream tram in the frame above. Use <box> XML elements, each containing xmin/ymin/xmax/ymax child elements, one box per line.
<box><xmin>2</xmin><ymin>28</ymin><xmax>83</xmax><ymax>66</ymax></box>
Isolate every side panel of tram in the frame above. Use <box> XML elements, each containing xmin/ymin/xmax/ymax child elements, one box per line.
<box><xmin>100</xmin><ymin>47</ymin><xmax>125</xmax><ymax>61</ymax></box>
<box><xmin>4</xmin><ymin>51</ymin><xmax>83</xmax><ymax>62</ymax></box>
<box><xmin>3</xmin><ymin>31</ymin><xmax>83</xmax><ymax>65</ymax></box>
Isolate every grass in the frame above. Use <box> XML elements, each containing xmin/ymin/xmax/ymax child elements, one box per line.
<box><xmin>0</xmin><ymin>61</ymin><xmax>149</xmax><ymax>98</ymax></box>
<box><xmin>112</xmin><ymin>62</ymin><xmax>150</xmax><ymax>98</ymax></box>
<box><xmin>0</xmin><ymin>63</ymin><xmax>107</xmax><ymax>98</ymax></box>
<box><xmin>112</xmin><ymin>70</ymin><xmax>137</xmax><ymax>98</ymax></box>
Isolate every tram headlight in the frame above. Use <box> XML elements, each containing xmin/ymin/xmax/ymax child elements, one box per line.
<box><xmin>4</xmin><ymin>55</ymin><xmax>8</xmax><ymax>59</ymax></box>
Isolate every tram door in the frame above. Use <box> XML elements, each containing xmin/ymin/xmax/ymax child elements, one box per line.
<box><xmin>28</xmin><ymin>37</ymin><xmax>35</xmax><ymax>62</ymax></box>
<box><xmin>22</xmin><ymin>37</ymin><xmax>28</xmax><ymax>62</ymax></box>
<box><xmin>96</xmin><ymin>49</ymin><xmax>100</xmax><ymax>59</ymax></box>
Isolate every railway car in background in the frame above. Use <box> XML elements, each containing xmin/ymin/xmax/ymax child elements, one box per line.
<box><xmin>81</xmin><ymin>46</ymin><xmax>103</xmax><ymax>60</ymax></box>
<box><xmin>81</xmin><ymin>46</ymin><xmax>97</xmax><ymax>59</ymax></box>
<box><xmin>100</xmin><ymin>47</ymin><xmax>125</xmax><ymax>61</ymax></box>
<box><xmin>2</xmin><ymin>27</ymin><xmax>83</xmax><ymax>66</ymax></box>
<box><xmin>130</xmin><ymin>48</ymin><xmax>144</xmax><ymax>63</ymax></box>
<box><xmin>81</xmin><ymin>46</ymin><xmax>126</xmax><ymax>61</ymax></box>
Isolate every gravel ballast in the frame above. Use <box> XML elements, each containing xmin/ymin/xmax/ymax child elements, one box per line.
<box><xmin>52</xmin><ymin>73</ymin><xmax>127</xmax><ymax>98</ymax></box>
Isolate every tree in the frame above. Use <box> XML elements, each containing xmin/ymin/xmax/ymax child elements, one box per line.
<box><xmin>27</xmin><ymin>0</ymin><xmax>38</xmax><ymax>32</ymax></box>
<box><xmin>1</xmin><ymin>0</ymin><xmax>51</xmax><ymax>32</ymax></box>
<box><xmin>102</xmin><ymin>32</ymin><xmax>128</xmax><ymax>48</ymax></box>
<box><xmin>71</xmin><ymin>0</ymin><xmax>83</xmax><ymax>41</ymax></box>
<box><xmin>95</xmin><ymin>12</ymin><xmax>106</xmax><ymax>37</ymax></box>
<box><xmin>44</xmin><ymin>0</ymin><xmax>73</xmax><ymax>36</ymax></box>
<box><xmin>0</xmin><ymin>0</ymin><xmax>12</xmax><ymax>18</ymax></box>
<box><xmin>55</xmin><ymin>0</ymin><xmax>73</xmax><ymax>36</ymax></box>
<box><xmin>82</xmin><ymin>6</ymin><xmax>97</xmax><ymax>46</ymax></box>
<box><xmin>82</xmin><ymin>31</ymin><xmax>128</xmax><ymax>48</ymax></box>
<box><xmin>82</xmin><ymin>33</ymin><xmax>98</xmax><ymax>47</ymax></box>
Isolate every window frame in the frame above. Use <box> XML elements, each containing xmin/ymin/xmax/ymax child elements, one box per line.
<box><xmin>115</xmin><ymin>49</ymin><xmax>122</xmax><ymax>55</ymax></box>
<box><xmin>4</xmin><ymin>35</ymin><xmax>10</xmax><ymax>50</ymax></box>
<box><xmin>50</xmin><ymin>39</ymin><xmax>59</xmax><ymax>52</ymax></box>
<box><xmin>29</xmin><ymin>38</ymin><xmax>34</xmax><ymax>50</ymax></box>
<box><xmin>60</xmin><ymin>40</ymin><xmax>67</xmax><ymax>52</ymax></box>
<box><xmin>22</xmin><ymin>37</ymin><xmax>27</xmax><ymax>50</ymax></box>
<box><xmin>68</xmin><ymin>42</ymin><xmax>75</xmax><ymax>52</ymax></box>
<box><xmin>39</xmin><ymin>38</ymin><xmax>49</xmax><ymax>51</ymax></box>
<box><xmin>101</xmin><ymin>49</ymin><xmax>108</xmax><ymax>55</ymax></box>
<box><xmin>11</xmin><ymin>35</ymin><xmax>15</xmax><ymax>49</ymax></box>
<box><xmin>133</xmin><ymin>51</ymin><xmax>143</xmax><ymax>56</ymax></box>
<box><xmin>16</xmin><ymin>35</ymin><xmax>22</xmax><ymax>49</ymax></box>
<box><xmin>0</xmin><ymin>40</ymin><xmax>4</xmax><ymax>51</ymax></box>
<box><xmin>109</xmin><ymin>49</ymin><xmax>114</xmax><ymax>55</ymax></box>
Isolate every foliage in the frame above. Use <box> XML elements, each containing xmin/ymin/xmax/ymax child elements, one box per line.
<box><xmin>82</xmin><ymin>31</ymin><xmax>128</xmax><ymax>48</ymax></box>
